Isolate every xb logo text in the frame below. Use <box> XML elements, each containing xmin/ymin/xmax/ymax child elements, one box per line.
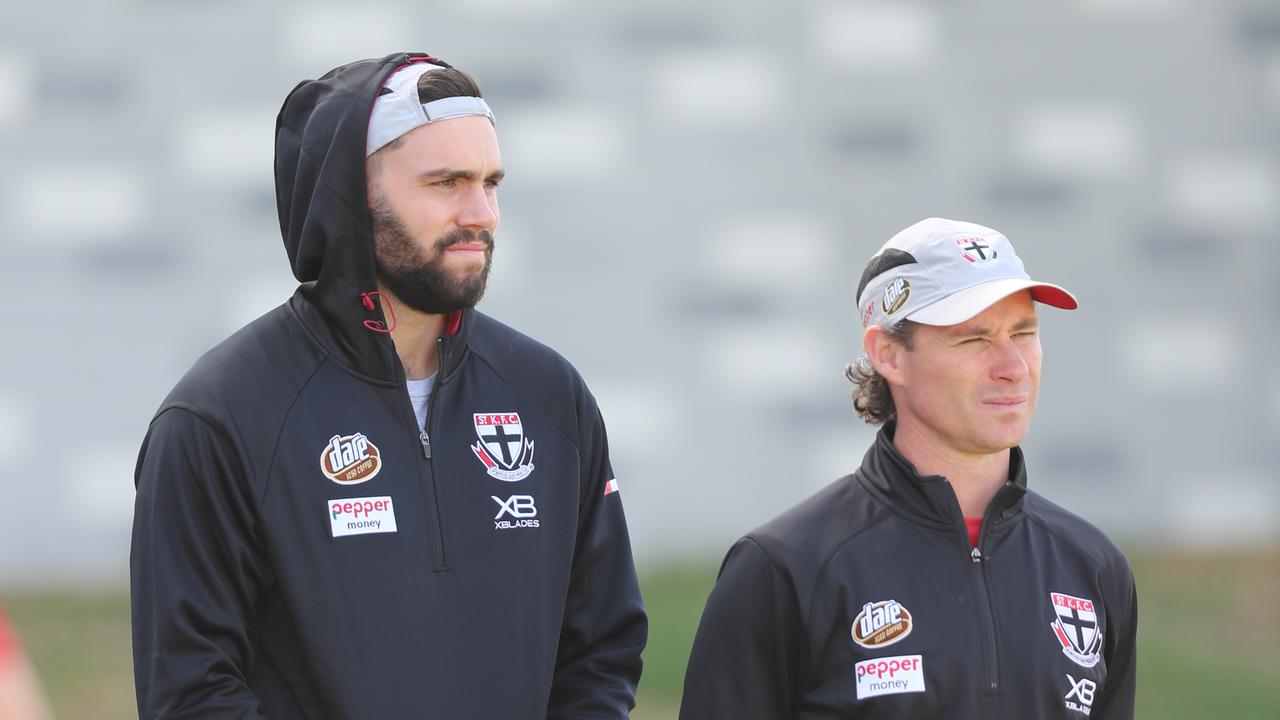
<box><xmin>492</xmin><ymin>495</ymin><xmax>537</xmax><ymax>519</ymax></box>
<box><xmin>1064</xmin><ymin>674</ymin><xmax>1096</xmax><ymax>715</ymax></box>
<box><xmin>492</xmin><ymin>495</ymin><xmax>540</xmax><ymax>530</ymax></box>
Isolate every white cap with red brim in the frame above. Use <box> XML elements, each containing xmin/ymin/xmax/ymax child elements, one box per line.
<box><xmin>856</xmin><ymin>217</ymin><xmax>1078</xmax><ymax>329</ymax></box>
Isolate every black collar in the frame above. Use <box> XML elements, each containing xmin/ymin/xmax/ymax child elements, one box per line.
<box><xmin>291</xmin><ymin>290</ymin><xmax>473</xmax><ymax>386</ymax></box>
<box><xmin>856</xmin><ymin>423</ymin><xmax>1029</xmax><ymax>530</ymax></box>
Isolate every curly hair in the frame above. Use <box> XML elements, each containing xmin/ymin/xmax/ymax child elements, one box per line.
<box><xmin>845</xmin><ymin>320</ymin><xmax>919</xmax><ymax>425</ymax></box>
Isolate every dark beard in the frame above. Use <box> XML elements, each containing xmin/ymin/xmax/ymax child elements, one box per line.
<box><xmin>369</xmin><ymin>195</ymin><xmax>494</xmax><ymax>315</ymax></box>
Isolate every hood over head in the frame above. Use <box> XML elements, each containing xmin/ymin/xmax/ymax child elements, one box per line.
<box><xmin>274</xmin><ymin>51</ymin><xmax>470</xmax><ymax>383</ymax></box>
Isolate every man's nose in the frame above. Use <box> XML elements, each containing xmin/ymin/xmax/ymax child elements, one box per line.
<box><xmin>990</xmin><ymin>336</ymin><xmax>1030</xmax><ymax>382</ymax></box>
<box><xmin>457</xmin><ymin>184</ymin><xmax>497</xmax><ymax>229</ymax></box>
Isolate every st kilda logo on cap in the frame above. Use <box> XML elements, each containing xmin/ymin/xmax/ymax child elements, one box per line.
<box><xmin>852</xmin><ymin>599</ymin><xmax>914</xmax><ymax>649</ymax></box>
<box><xmin>320</xmin><ymin>432</ymin><xmax>382</xmax><ymax>485</ymax></box>
<box><xmin>882</xmin><ymin>276</ymin><xmax>910</xmax><ymax>315</ymax></box>
<box><xmin>956</xmin><ymin>236</ymin><xmax>998</xmax><ymax>267</ymax></box>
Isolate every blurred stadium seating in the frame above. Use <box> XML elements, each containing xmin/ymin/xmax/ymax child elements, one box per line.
<box><xmin>0</xmin><ymin>0</ymin><xmax>1276</xmax><ymax>717</ymax></box>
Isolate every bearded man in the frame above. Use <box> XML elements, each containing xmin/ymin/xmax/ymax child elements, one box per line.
<box><xmin>130</xmin><ymin>53</ymin><xmax>646</xmax><ymax>719</ymax></box>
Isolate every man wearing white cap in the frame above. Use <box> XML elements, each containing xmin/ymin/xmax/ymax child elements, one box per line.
<box><xmin>132</xmin><ymin>53</ymin><xmax>646</xmax><ymax>718</ymax></box>
<box><xmin>680</xmin><ymin>218</ymin><xmax>1136</xmax><ymax>718</ymax></box>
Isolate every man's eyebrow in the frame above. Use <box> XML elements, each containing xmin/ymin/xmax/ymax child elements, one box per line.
<box><xmin>416</xmin><ymin>167</ymin><xmax>506</xmax><ymax>183</ymax></box>
<box><xmin>949</xmin><ymin>324</ymin><xmax>991</xmax><ymax>339</ymax></box>
<box><xmin>952</xmin><ymin>315</ymin><xmax>1039</xmax><ymax>338</ymax></box>
<box><xmin>949</xmin><ymin>316</ymin><xmax>1040</xmax><ymax>339</ymax></box>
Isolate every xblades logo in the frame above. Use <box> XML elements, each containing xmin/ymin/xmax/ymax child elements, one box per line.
<box><xmin>492</xmin><ymin>494</ymin><xmax>539</xmax><ymax>530</ymax></box>
<box><xmin>1064</xmin><ymin>674</ymin><xmax>1096</xmax><ymax>715</ymax></box>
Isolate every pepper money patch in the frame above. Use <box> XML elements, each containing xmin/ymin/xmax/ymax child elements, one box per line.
<box><xmin>329</xmin><ymin>496</ymin><xmax>397</xmax><ymax>538</ymax></box>
<box><xmin>470</xmin><ymin>413</ymin><xmax>536</xmax><ymax>482</ymax></box>
<box><xmin>854</xmin><ymin>654</ymin><xmax>925</xmax><ymax>700</ymax></box>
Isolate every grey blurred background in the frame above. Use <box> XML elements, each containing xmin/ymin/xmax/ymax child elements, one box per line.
<box><xmin>1</xmin><ymin>0</ymin><xmax>1278</xmax><ymax>586</ymax></box>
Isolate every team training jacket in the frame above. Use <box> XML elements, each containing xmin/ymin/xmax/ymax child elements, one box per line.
<box><xmin>130</xmin><ymin>52</ymin><xmax>646</xmax><ymax>719</ymax></box>
<box><xmin>679</xmin><ymin>425</ymin><xmax>1136</xmax><ymax>719</ymax></box>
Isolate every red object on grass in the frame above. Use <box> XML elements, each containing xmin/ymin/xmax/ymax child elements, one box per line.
<box><xmin>0</xmin><ymin>604</ymin><xmax>19</xmax><ymax>668</ymax></box>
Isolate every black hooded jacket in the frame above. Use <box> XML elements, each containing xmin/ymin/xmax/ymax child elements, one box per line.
<box><xmin>131</xmin><ymin>52</ymin><xmax>646</xmax><ymax>719</ymax></box>
<box><xmin>679</xmin><ymin>426</ymin><xmax>1136</xmax><ymax>719</ymax></box>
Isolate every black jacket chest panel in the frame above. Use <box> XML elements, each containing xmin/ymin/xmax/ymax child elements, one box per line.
<box><xmin>252</xmin><ymin>357</ymin><xmax>583</xmax><ymax>713</ymax></box>
<box><xmin>680</xmin><ymin>426</ymin><xmax>1137</xmax><ymax>720</ymax></box>
<box><xmin>799</xmin><ymin>517</ymin><xmax>1112</xmax><ymax>717</ymax></box>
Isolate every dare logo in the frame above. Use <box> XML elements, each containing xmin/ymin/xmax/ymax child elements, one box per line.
<box><xmin>852</xmin><ymin>599</ymin><xmax>914</xmax><ymax>649</ymax></box>
<box><xmin>320</xmin><ymin>433</ymin><xmax>382</xmax><ymax>485</ymax></box>
<box><xmin>882</xmin><ymin>277</ymin><xmax>910</xmax><ymax>315</ymax></box>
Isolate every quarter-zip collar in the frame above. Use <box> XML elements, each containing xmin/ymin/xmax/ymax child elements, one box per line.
<box><xmin>290</xmin><ymin>293</ymin><xmax>473</xmax><ymax>386</ymax></box>
<box><xmin>856</xmin><ymin>423</ymin><xmax>1029</xmax><ymax>530</ymax></box>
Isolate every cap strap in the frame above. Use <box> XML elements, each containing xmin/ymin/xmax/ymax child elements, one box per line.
<box><xmin>421</xmin><ymin>96</ymin><xmax>494</xmax><ymax>124</ymax></box>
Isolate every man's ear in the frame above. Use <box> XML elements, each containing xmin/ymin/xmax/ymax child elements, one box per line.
<box><xmin>864</xmin><ymin>325</ymin><xmax>906</xmax><ymax>385</ymax></box>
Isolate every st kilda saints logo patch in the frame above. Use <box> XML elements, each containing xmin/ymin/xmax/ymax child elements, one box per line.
<box><xmin>320</xmin><ymin>433</ymin><xmax>382</xmax><ymax>485</ymax></box>
<box><xmin>470</xmin><ymin>413</ymin><xmax>536</xmax><ymax>482</ymax></box>
<box><xmin>852</xmin><ymin>599</ymin><xmax>913</xmax><ymax>649</ymax></box>
<box><xmin>955</xmin><ymin>236</ymin><xmax>998</xmax><ymax>267</ymax></box>
<box><xmin>1049</xmin><ymin>592</ymin><xmax>1103</xmax><ymax>668</ymax></box>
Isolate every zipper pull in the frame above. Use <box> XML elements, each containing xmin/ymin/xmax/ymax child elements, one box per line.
<box><xmin>971</xmin><ymin>547</ymin><xmax>982</xmax><ymax>563</ymax></box>
<box><xmin>420</xmin><ymin>431</ymin><xmax>432</xmax><ymax>459</ymax></box>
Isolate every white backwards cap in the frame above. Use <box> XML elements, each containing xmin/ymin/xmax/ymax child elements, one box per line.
<box><xmin>366</xmin><ymin>61</ymin><xmax>495</xmax><ymax>157</ymax></box>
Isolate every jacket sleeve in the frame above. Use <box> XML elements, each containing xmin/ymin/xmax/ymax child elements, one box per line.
<box><xmin>131</xmin><ymin>406</ymin><xmax>271</xmax><ymax>719</ymax></box>
<box><xmin>679</xmin><ymin>537</ymin><xmax>804</xmax><ymax>720</ymax></box>
<box><xmin>1092</xmin><ymin>557</ymin><xmax>1138</xmax><ymax>719</ymax></box>
<box><xmin>546</xmin><ymin>401</ymin><xmax>648</xmax><ymax>719</ymax></box>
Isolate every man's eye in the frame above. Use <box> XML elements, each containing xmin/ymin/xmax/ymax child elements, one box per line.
<box><xmin>435</xmin><ymin>179</ymin><xmax>456</xmax><ymax>188</ymax></box>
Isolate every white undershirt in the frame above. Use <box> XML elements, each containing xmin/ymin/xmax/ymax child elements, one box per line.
<box><xmin>405</xmin><ymin>374</ymin><xmax>437</xmax><ymax>431</ymax></box>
